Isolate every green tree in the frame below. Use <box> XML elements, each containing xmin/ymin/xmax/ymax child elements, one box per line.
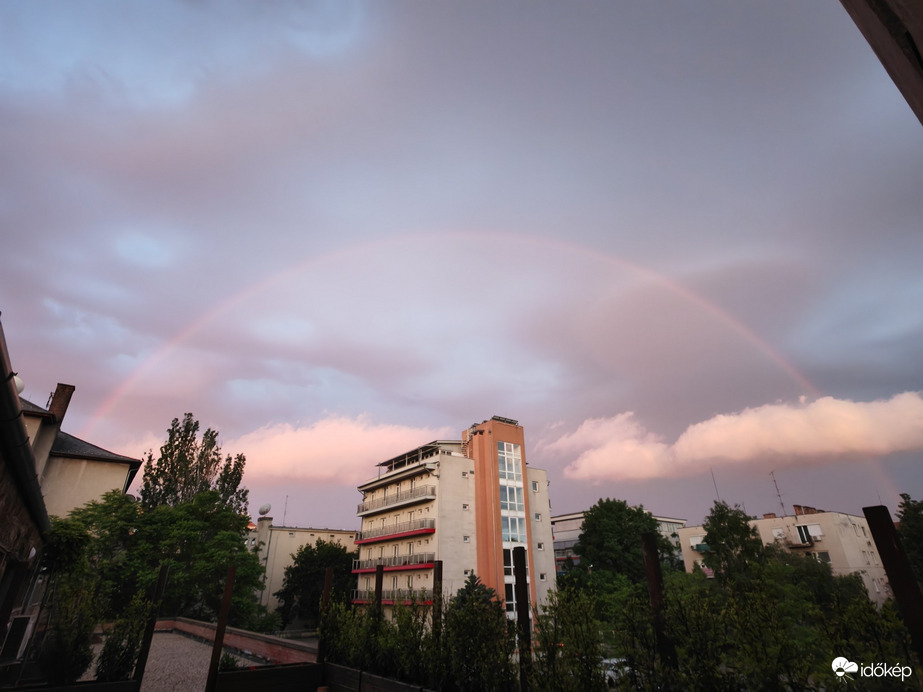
<box><xmin>701</xmin><ymin>501</ymin><xmax>765</xmax><ymax>580</ymax></box>
<box><xmin>574</xmin><ymin>498</ymin><xmax>672</xmax><ymax>584</ymax></box>
<box><xmin>898</xmin><ymin>492</ymin><xmax>923</xmax><ymax>584</ymax></box>
<box><xmin>140</xmin><ymin>413</ymin><xmax>248</xmax><ymax>513</ymax></box>
<box><xmin>274</xmin><ymin>539</ymin><xmax>357</xmax><ymax>628</ymax></box>
<box><xmin>130</xmin><ymin>490</ymin><xmax>264</xmax><ymax>626</ymax></box>
<box><xmin>532</xmin><ymin>583</ymin><xmax>606</xmax><ymax>691</ymax></box>
<box><xmin>445</xmin><ymin>574</ymin><xmax>515</xmax><ymax>691</ymax></box>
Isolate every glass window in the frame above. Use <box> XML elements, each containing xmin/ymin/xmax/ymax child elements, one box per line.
<box><xmin>500</xmin><ymin>485</ymin><xmax>525</xmax><ymax>512</ymax></box>
<box><xmin>502</xmin><ymin>516</ymin><xmax>527</xmax><ymax>543</ymax></box>
<box><xmin>497</xmin><ymin>442</ymin><xmax>523</xmax><ymax>481</ymax></box>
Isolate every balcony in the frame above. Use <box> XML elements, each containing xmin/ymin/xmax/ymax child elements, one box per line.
<box><xmin>352</xmin><ymin>553</ymin><xmax>436</xmax><ymax>573</ymax></box>
<box><xmin>355</xmin><ymin>518</ymin><xmax>436</xmax><ymax>544</ymax></box>
<box><xmin>351</xmin><ymin>588</ymin><xmax>434</xmax><ymax>605</ymax></box>
<box><xmin>357</xmin><ymin>485</ymin><xmax>437</xmax><ymax>515</ymax></box>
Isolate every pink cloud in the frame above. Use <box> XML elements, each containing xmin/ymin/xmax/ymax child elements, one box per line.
<box><xmin>228</xmin><ymin>416</ymin><xmax>454</xmax><ymax>485</ymax></box>
<box><xmin>551</xmin><ymin>392</ymin><xmax>923</xmax><ymax>482</ymax></box>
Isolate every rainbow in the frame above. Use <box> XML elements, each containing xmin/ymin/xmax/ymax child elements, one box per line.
<box><xmin>80</xmin><ymin>230</ymin><xmax>819</xmax><ymax>437</ymax></box>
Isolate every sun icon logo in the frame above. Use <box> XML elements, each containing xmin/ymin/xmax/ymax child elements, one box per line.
<box><xmin>832</xmin><ymin>657</ymin><xmax>858</xmax><ymax>682</ymax></box>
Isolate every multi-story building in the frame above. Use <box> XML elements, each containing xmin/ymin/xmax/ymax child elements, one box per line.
<box><xmin>248</xmin><ymin>514</ymin><xmax>357</xmax><ymax>613</ymax></box>
<box><xmin>352</xmin><ymin>417</ymin><xmax>555</xmax><ymax>618</ymax></box>
<box><xmin>550</xmin><ymin>510</ymin><xmax>686</xmax><ymax>576</ymax></box>
<box><xmin>677</xmin><ymin>504</ymin><xmax>891</xmax><ymax>605</ymax></box>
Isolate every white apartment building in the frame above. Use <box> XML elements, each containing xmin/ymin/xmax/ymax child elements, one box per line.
<box><xmin>352</xmin><ymin>417</ymin><xmax>556</xmax><ymax>617</ymax></box>
<box><xmin>677</xmin><ymin>504</ymin><xmax>891</xmax><ymax>605</ymax></box>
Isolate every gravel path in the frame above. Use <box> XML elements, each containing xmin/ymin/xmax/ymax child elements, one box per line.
<box><xmin>81</xmin><ymin>631</ymin><xmax>257</xmax><ymax>691</ymax></box>
<box><xmin>138</xmin><ymin>632</ymin><xmax>254</xmax><ymax>691</ymax></box>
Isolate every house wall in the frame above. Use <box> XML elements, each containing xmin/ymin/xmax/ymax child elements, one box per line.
<box><xmin>41</xmin><ymin>456</ymin><xmax>133</xmax><ymax>518</ymax></box>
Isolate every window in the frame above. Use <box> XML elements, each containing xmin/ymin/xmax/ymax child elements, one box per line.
<box><xmin>532</xmin><ymin>480</ymin><xmax>539</xmax><ymax>492</ymax></box>
<box><xmin>289</xmin><ymin>532</ymin><xmax>295</xmax><ymax>537</ymax></box>
<box><xmin>796</xmin><ymin>525</ymin><xmax>812</xmax><ymax>544</ymax></box>
<box><xmin>500</xmin><ymin>485</ymin><xmax>525</xmax><ymax>512</ymax></box>
<box><xmin>408</xmin><ymin>542</ymin><xmax>414</xmax><ymax>555</ymax></box>
<box><xmin>407</xmin><ymin>575</ymin><xmax>413</xmax><ymax>589</ymax></box>
<box><xmin>812</xmin><ymin>551</ymin><xmax>830</xmax><ymax>563</ymax></box>
<box><xmin>502</xmin><ymin>516</ymin><xmax>527</xmax><ymax>543</ymax></box>
<box><xmin>537</xmin><ymin>542</ymin><xmax>544</xmax><ymax>550</ymax></box>
<box><xmin>534</xmin><ymin>513</ymin><xmax>542</xmax><ymax>522</ymax></box>
<box><xmin>462</xmin><ymin>471</ymin><xmax>468</xmax><ymax>478</ymax></box>
<box><xmin>463</xmin><ymin>535</ymin><xmax>470</xmax><ymax>543</ymax></box>
<box><xmin>462</xmin><ymin>503</ymin><xmax>470</xmax><ymax>511</ymax></box>
<box><xmin>540</xmin><ymin>573</ymin><xmax>547</xmax><ymax>581</ymax></box>
<box><xmin>497</xmin><ymin>442</ymin><xmax>523</xmax><ymax>481</ymax></box>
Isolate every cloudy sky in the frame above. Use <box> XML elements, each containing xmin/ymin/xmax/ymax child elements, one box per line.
<box><xmin>3</xmin><ymin>1</ymin><xmax>922</xmax><ymax>529</ymax></box>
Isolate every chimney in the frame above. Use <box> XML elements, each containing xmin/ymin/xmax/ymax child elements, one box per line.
<box><xmin>763</xmin><ymin>513</ymin><xmax>777</xmax><ymax>519</ymax></box>
<box><xmin>793</xmin><ymin>504</ymin><xmax>804</xmax><ymax>516</ymax></box>
<box><xmin>48</xmin><ymin>383</ymin><xmax>75</xmax><ymax>425</ymax></box>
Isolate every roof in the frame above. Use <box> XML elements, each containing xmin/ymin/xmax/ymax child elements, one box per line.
<box><xmin>51</xmin><ymin>430</ymin><xmax>141</xmax><ymax>467</ymax></box>
<box><xmin>19</xmin><ymin>397</ymin><xmax>52</xmax><ymax>416</ymax></box>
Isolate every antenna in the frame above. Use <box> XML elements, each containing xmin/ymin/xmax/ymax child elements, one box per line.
<box><xmin>770</xmin><ymin>471</ymin><xmax>788</xmax><ymax>517</ymax></box>
<box><xmin>283</xmin><ymin>495</ymin><xmax>289</xmax><ymax>526</ymax></box>
<box><xmin>710</xmin><ymin>467</ymin><xmax>722</xmax><ymax>503</ymax></box>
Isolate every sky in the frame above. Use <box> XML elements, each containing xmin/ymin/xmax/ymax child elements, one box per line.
<box><xmin>2</xmin><ymin>0</ymin><xmax>922</xmax><ymax>530</ymax></box>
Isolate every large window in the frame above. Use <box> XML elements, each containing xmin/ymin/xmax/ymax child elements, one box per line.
<box><xmin>498</xmin><ymin>442</ymin><xmax>522</xmax><ymax>481</ymax></box>
<box><xmin>502</xmin><ymin>515</ymin><xmax>527</xmax><ymax>543</ymax></box>
<box><xmin>500</xmin><ymin>485</ymin><xmax>524</xmax><ymax>512</ymax></box>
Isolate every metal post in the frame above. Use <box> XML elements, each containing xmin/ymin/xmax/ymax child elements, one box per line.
<box><xmin>513</xmin><ymin>546</ymin><xmax>531</xmax><ymax>692</ymax></box>
<box><xmin>864</xmin><ymin>505</ymin><xmax>923</xmax><ymax>662</ymax></box>
<box><xmin>205</xmin><ymin>565</ymin><xmax>237</xmax><ymax>692</ymax></box>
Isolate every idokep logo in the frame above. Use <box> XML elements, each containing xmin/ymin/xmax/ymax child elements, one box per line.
<box><xmin>832</xmin><ymin>657</ymin><xmax>913</xmax><ymax>683</ymax></box>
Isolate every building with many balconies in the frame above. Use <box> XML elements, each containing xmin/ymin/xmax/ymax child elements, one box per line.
<box><xmin>352</xmin><ymin>417</ymin><xmax>555</xmax><ymax>618</ymax></box>
<box><xmin>677</xmin><ymin>504</ymin><xmax>891</xmax><ymax>605</ymax></box>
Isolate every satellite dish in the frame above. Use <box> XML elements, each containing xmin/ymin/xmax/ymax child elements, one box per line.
<box><xmin>13</xmin><ymin>374</ymin><xmax>24</xmax><ymax>395</ymax></box>
<box><xmin>258</xmin><ymin>504</ymin><xmax>271</xmax><ymax>516</ymax></box>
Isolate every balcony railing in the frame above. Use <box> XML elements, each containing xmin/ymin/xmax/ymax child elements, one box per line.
<box><xmin>352</xmin><ymin>553</ymin><xmax>436</xmax><ymax>572</ymax></box>
<box><xmin>356</xmin><ymin>518</ymin><xmax>436</xmax><ymax>543</ymax></box>
<box><xmin>351</xmin><ymin>589</ymin><xmax>434</xmax><ymax>604</ymax></box>
<box><xmin>357</xmin><ymin>485</ymin><xmax>436</xmax><ymax>514</ymax></box>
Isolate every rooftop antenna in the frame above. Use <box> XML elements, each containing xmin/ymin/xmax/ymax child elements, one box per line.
<box><xmin>283</xmin><ymin>495</ymin><xmax>289</xmax><ymax>526</ymax></box>
<box><xmin>770</xmin><ymin>471</ymin><xmax>788</xmax><ymax>517</ymax></box>
<box><xmin>710</xmin><ymin>467</ymin><xmax>722</xmax><ymax>503</ymax></box>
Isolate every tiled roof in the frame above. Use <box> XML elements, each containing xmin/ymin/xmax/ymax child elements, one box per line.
<box><xmin>51</xmin><ymin>430</ymin><xmax>141</xmax><ymax>467</ymax></box>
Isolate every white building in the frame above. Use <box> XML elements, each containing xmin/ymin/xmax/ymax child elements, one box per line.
<box><xmin>353</xmin><ymin>417</ymin><xmax>556</xmax><ymax>617</ymax></box>
<box><xmin>677</xmin><ymin>504</ymin><xmax>891</xmax><ymax>605</ymax></box>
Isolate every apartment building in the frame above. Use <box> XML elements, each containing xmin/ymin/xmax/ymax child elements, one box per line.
<box><xmin>677</xmin><ymin>505</ymin><xmax>891</xmax><ymax>605</ymax></box>
<box><xmin>550</xmin><ymin>510</ymin><xmax>686</xmax><ymax>576</ymax></box>
<box><xmin>352</xmin><ymin>416</ymin><xmax>555</xmax><ymax>617</ymax></box>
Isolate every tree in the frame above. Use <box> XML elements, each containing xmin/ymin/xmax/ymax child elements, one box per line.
<box><xmin>140</xmin><ymin>413</ymin><xmax>248</xmax><ymax>514</ymax></box>
<box><xmin>532</xmin><ymin>583</ymin><xmax>606</xmax><ymax>691</ymax></box>
<box><xmin>445</xmin><ymin>574</ymin><xmax>515</xmax><ymax>691</ymax></box>
<box><xmin>574</xmin><ymin>498</ymin><xmax>672</xmax><ymax>584</ymax></box>
<box><xmin>898</xmin><ymin>493</ymin><xmax>923</xmax><ymax>584</ymax></box>
<box><xmin>701</xmin><ymin>501</ymin><xmax>765</xmax><ymax>580</ymax></box>
<box><xmin>275</xmin><ymin>539</ymin><xmax>357</xmax><ymax>628</ymax></box>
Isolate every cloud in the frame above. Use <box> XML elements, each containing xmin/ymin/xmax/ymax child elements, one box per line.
<box><xmin>551</xmin><ymin>392</ymin><xmax>923</xmax><ymax>482</ymax></box>
<box><xmin>228</xmin><ymin>415</ymin><xmax>454</xmax><ymax>484</ymax></box>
